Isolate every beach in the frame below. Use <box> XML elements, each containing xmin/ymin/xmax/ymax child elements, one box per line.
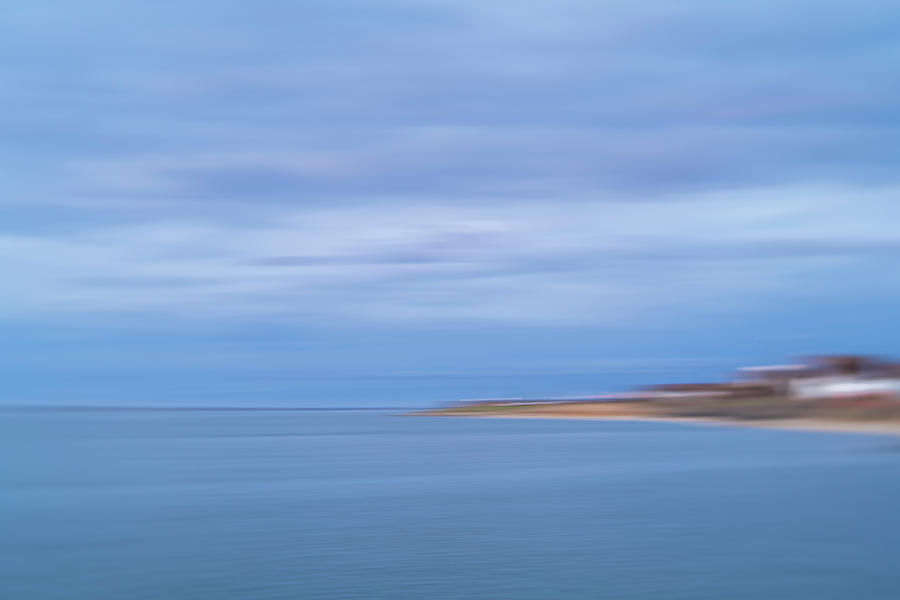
<box><xmin>418</xmin><ymin>403</ymin><xmax>900</xmax><ymax>436</ymax></box>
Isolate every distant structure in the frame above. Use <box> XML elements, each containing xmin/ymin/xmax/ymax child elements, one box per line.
<box><xmin>452</xmin><ymin>355</ymin><xmax>900</xmax><ymax>407</ymax></box>
<box><xmin>740</xmin><ymin>355</ymin><xmax>900</xmax><ymax>400</ymax></box>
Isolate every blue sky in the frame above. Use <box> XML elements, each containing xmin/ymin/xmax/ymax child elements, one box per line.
<box><xmin>3</xmin><ymin>0</ymin><xmax>900</xmax><ymax>406</ymax></box>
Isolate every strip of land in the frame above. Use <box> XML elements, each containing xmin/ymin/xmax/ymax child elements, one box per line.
<box><xmin>416</xmin><ymin>401</ymin><xmax>900</xmax><ymax>436</ymax></box>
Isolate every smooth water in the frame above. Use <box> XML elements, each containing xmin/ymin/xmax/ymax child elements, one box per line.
<box><xmin>3</xmin><ymin>410</ymin><xmax>900</xmax><ymax>599</ymax></box>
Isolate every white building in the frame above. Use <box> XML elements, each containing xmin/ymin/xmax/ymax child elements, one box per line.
<box><xmin>740</xmin><ymin>357</ymin><xmax>900</xmax><ymax>400</ymax></box>
<box><xmin>789</xmin><ymin>376</ymin><xmax>900</xmax><ymax>399</ymax></box>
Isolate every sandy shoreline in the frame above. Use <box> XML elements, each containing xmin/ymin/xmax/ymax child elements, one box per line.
<box><xmin>417</xmin><ymin>411</ymin><xmax>900</xmax><ymax>436</ymax></box>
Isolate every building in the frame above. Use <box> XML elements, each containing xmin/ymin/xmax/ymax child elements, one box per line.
<box><xmin>740</xmin><ymin>356</ymin><xmax>900</xmax><ymax>401</ymax></box>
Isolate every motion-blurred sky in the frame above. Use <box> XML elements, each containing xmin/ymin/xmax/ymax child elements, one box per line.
<box><xmin>3</xmin><ymin>0</ymin><xmax>899</xmax><ymax>405</ymax></box>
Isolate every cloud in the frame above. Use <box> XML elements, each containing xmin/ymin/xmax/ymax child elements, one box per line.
<box><xmin>3</xmin><ymin>0</ymin><xmax>900</xmax><ymax>215</ymax></box>
<box><xmin>2</xmin><ymin>0</ymin><xmax>900</xmax><ymax>333</ymax></box>
<box><xmin>3</xmin><ymin>183</ymin><xmax>900</xmax><ymax>326</ymax></box>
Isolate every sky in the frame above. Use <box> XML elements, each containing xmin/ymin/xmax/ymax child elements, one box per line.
<box><xmin>3</xmin><ymin>0</ymin><xmax>900</xmax><ymax>406</ymax></box>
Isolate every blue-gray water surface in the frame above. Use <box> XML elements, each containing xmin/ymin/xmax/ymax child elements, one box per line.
<box><xmin>3</xmin><ymin>410</ymin><xmax>900</xmax><ymax>599</ymax></box>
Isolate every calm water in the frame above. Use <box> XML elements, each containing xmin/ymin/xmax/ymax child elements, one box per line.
<box><xmin>3</xmin><ymin>410</ymin><xmax>900</xmax><ymax>599</ymax></box>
